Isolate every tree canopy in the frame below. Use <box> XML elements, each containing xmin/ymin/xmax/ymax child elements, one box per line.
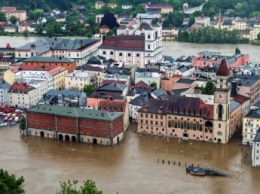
<box><xmin>150</xmin><ymin>82</ymin><xmax>157</xmax><ymax>89</ymax></box>
<box><xmin>9</xmin><ymin>15</ymin><xmax>17</xmax><ymax>25</ymax></box>
<box><xmin>100</xmin><ymin>12</ymin><xmax>119</xmax><ymax>29</ymax></box>
<box><xmin>56</xmin><ymin>179</ymin><xmax>102</xmax><ymax>194</ymax></box>
<box><xmin>202</xmin><ymin>81</ymin><xmax>214</xmax><ymax>95</ymax></box>
<box><xmin>0</xmin><ymin>169</ymin><xmax>25</xmax><ymax>194</ymax></box>
<box><xmin>83</xmin><ymin>84</ymin><xmax>95</xmax><ymax>96</ymax></box>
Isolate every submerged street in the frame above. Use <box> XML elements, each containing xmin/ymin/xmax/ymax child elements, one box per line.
<box><xmin>0</xmin><ymin>124</ymin><xmax>260</xmax><ymax>194</ymax></box>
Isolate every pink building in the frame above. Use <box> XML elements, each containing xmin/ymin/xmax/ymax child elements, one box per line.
<box><xmin>161</xmin><ymin>75</ymin><xmax>195</xmax><ymax>92</ymax></box>
<box><xmin>192</xmin><ymin>51</ymin><xmax>249</xmax><ymax>69</ymax></box>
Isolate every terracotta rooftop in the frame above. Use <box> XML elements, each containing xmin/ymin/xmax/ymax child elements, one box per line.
<box><xmin>100</xmin><ymin>35</ymin><xmax>145</xmax><ymax>51</ymax></box>
<box><xmin>19</xmin><ymin>64</ymin><xmax>55</xmax><ymax>71</ymax></box>
<box><xmin>8</xmin><ymin>82</ymin><xmax>35</xmax><ymax>94</ymax></box>
<box><xmin>48</xmin><ymin>66</ymin><xmax>67</xmax><ymax>76</ymax></box>
<box><xmin>131</xmin><ymin>81</ymin><xmax>150</xmax><ymax>89</ymax></box>
<box><xmin>216</xmin><ymin>58</ymin><xmax>230</xmax><ymax>76</ymax></box>
<box><xmin>98</xmin><ymin>99</ymin><xmax>126</xmax><ymax>112</ymax></box>
<box><xmin>139</xmin><ymin>96</ymin><xmax>213</xmax><ymax>120</ymax></box>
<box><xmin>231</xmin><ymin>94</ymin><xmax>250</xmax><ymax>104</ymax></box>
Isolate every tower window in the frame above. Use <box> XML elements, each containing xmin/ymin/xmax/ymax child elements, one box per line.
<box><xmin>217</xmin><ymin>104</ymin><xmax>223</xmax><ymax>120</ymax></box>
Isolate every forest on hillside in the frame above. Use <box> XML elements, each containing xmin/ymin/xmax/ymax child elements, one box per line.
<box><xmin>1</xmin><ymin>0</ymin><xmax>260</xmax><ymax>18</ymax></box>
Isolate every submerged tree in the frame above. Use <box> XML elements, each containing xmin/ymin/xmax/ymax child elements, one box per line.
<box><xmin>235</xmin><ymin>47</ymin><xmax>241</xmax><ymax>54</ymax></box>
<box><xmin>0</xmin><ymin>169</ymin><xmax>25</xmax><ymax>194</ymax></box>
<box><xmin>19</xmin><ymin>116</ymin><xmax>26</xmax><ymax>132</ymax></box>
<box><xmin>56</xmin><ymin>179</ymin><xmax>102</xmax><ymax>194</ymax></box>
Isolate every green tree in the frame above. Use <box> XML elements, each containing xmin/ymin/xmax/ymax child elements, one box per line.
<box><xmin>202</xmin><ymin>81</ymin><xmax>214</xmax><ymax>95</ymax></box>
<box><xmin>149</xmin><ymin>82</ymin><xmax>157</xmax><ymax>89</ymax></box>
<box><xmin>0</xmin><ymin>12</ymin><xmax>7</xmax><ymax>22</ymax></box>
<box><xmin>9</xmin><ymin>16</ymin><xmax>17</xmax><ymax>25</ymax></box>
<box><xmin>257</xmin><ymin>33</ymin><xmax>260</xmax><ymax>41</ymax></box>
<box><xmin>83</xmin><ymin>84</ymin><xmax>95</xmax><ymax>96</ymax></box>
<box><xmin>235</xmin><ymin>47</ymin><xmax>241</xmax><ymax>54</ymax></box>
<box><xmin>56</xmin><ymin>179</ymin><xmax>102</xmax><ymax>194</ymax></box>
<box><xmin>22</xmin><ymin>29</ymin><xmax>29</xmax><ymax>37</ymax></box>
<box><xmin>35</xmin><ymin>24</ymin><xmax>44</xmax><ymax>35</ymax></box>
<box><xmin>0</xmin><ymin>169</ymin><xmax>25</xmax><ymax>194</ymax></box>
<box><xmin>19</xmin><ymin>116</ymin><xmax>26</xmax><ymax>131</ymax></box>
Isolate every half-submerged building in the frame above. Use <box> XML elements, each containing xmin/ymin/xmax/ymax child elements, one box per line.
<box><xmin>26</xmin><ymin>105</ymin><xmax>124</xmax><ymax>146</ymax></box>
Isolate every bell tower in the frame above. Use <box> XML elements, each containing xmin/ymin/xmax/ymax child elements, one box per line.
<box><xmin>213</xmin><ymin>58</ymin><xmax>231</xmax><ymax>144</ymax></box>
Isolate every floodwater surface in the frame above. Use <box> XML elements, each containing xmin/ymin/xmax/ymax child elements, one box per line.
<box><xmin>0</xmin><ymin>124</ymin><xmax>260</xmax><ymax>194</ymax></box>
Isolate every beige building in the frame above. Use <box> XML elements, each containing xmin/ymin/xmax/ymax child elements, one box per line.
<box><xmin>233</xmin><ymin>19</ymin><xmax>247</xmax><ymax>30</ymax></box>
<box><xmin>2</xmin><ymin>7</ymin><xmax>27</xmax><ymax>21</ymax></box>
<box><xmin>137</xmin><ymin>59</ymin><xmax>235</xmax><ymax>144</ymax></box>
<box><xmin>65</xmin><ymin>70</ymin><xmax>98</xmax><ymax>91</ymax></box>
<box><xmin>250</xmin><ymin>25</ymin><xmax>260</xmax><ymax>40</ymax></box>
<box><xmin>8</xmin><ymin>81</ymin><xmax>44</xmax><ymax>109</ymax></box>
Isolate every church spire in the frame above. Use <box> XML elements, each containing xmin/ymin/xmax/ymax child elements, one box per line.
<box><xmin>216</xmin><ymin>58</ymin><xmax>230</xmax><ymax>76</ymax></box>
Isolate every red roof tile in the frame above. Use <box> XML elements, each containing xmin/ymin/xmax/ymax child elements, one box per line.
<box><xmin>98</xmin><ymin>99</ymin><xmax>126</xmax><ymax>112</ymax></box>
<box><xmin>131</xmin><ymin>81</ymin><xmax>149</xmax><ymax>89</ymax></box>
<box><xmin>216</xmin><ymin>58</ymin><xmax>230</xmax><ymax>76</ymax></box>
<box><xmin>9</xmin><ymin>82</ymin><xmax>35</xmax><ymax>94</ymax></box>
<box><xmin>231</xmin><ymin>94</ymin><xmax>250</xmax><ymax>104</ymax></box>
<box><xmin>100</xmin><ymin>35</ymin><xmax>145</xmax><ymax>51</ymax></box>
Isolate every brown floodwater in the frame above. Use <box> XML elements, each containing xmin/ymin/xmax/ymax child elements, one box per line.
<box><xmin>0</xmin><ymin>124</ymin><xmax>260</xmax><ymax>194</ymax></box>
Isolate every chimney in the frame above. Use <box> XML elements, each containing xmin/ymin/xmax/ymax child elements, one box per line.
<box><xmin>80</xmin><ymin>40</ymin><xmax>83</xmax><ymax>47</ymax></box>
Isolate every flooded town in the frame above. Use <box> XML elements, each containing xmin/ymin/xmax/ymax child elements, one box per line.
<box><xmin>1</xmin><ymin>0</ymin><xmax>260</xmax><ymax>193</ymax></box>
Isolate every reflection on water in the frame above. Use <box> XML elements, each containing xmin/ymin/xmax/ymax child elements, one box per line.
<box><xmin>0</xmin><ymin>124</ymin><xmax>260</xmax><ymax>194</ymax></box>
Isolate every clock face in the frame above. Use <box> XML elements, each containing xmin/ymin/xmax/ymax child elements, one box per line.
<box><xmin>215</xmin><ymin>93</ymin><xmax>226</xmax><ymax>103</ymax></box>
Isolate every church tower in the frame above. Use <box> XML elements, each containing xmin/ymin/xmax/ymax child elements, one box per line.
<box><xmin>213</xmin><ymin>58</ymin><xmax>231</xmax><ymax>144</ymax></box>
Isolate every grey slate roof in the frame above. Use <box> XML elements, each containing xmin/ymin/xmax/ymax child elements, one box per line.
<box><xmin>254</xmin><ymin>131</ymin><xmax>260</xmax><ymax>142</ymax></box>
<box><xmin>129</xmin><ymin>93</ymin><xmax>149</xmax><ymax>106</ymax></box>
<box><xmin>230</xmin><ymin>99</ymin><xmax>241</xmax><ymax>113</ymax></box>
<box><xmin>27</xmin><ymin>104</ymin><xmax>123</xmax><ymax>121</ymax></box>
<box><xmin>24</xmin><ymin>56</ymin><xmax>74</xmax><ymax>63</ymax></box>
<box><xmin>151</xmin><ymin>88</ymin><xmax>166</xmax><ymax>98</ymax></box>
<box><xmin>245</xmin><ymin>108</ymin><xmax>260</xmax><ymax>119</ymax></box>
<box><xmin>16</xmin><ymin>39</ymin><xmax>50</xmax><ymax>55</ymax></box>
<box><xmin>45</xmin><ymin>37</ymin><xmax>99</xmax><ymax>50</ymax></box>
<box><xmin>97</xmin><ymin>83</ymin><xmax>126</xmax><ymax>92</ymax></box>
<box><xmin>0</xmin><ymin>81</ymin><xmax>11</xmax><ymax>89</ymax></box>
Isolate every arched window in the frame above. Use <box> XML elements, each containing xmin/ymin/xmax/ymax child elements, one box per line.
<box><xmin>128</xmin><ymin>53</ymin><xmax>131</xmax><ymax>57</ymax></box>
<box><xmin>110</xmin><ymin>51</ymin><xmax>113</xmax><ymax>55</ymax></box>
<box><xmin>119</xmin><ymin>53</ymin><xmax>122</xmax><ymax>56</ymax></box>
<box><xmin>136</xmin><ymin>53</ymin><xmax>140</xmax><ymax>57</ymax></box>
<box><xmin>103</xmin><ymin>51</ymin><xmax>106</xmax><ymax>55</ymax></box>
<box><xmin>217</xmin><ymin>104</ymin><xmax>223</xmax><ymax>120</ymax></box>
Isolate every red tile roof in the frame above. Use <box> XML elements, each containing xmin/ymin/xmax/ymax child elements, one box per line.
<box><xmin>217</xmin><ymin>58</ymin><xmax>230</xmax><ymax>76</ymax></box>
<box><xmin>19</xmin><ymin>64</ymin><xmax>56</xmax><ymax>71</ymax></box>
<box><xmin>100</xmin><ymin>35</ymin><xmax>145</xmax><ymax>51</ymax></box>
<box><xmin>8</xmin><ymin>82</ymin><xmax>35</xmax><ymax>94</ymax></box>
<box><xmin>6</xmin><ymin>43</ymin><xmax>11</xmax><ymax>48</ymax></box>
<box><xmin>231</xmin><ymin>94</ymin><xmax>250</xmax><ymax>104</ymax></box>
<box><xmin>98</xmin><ymin>99</ymin><xmax>126</xmax><ymax>112</ymax></box>
<box><xmin>131</xmin><ymin>81</ymin><xmax>149</xmax><ymax>89</ymax></box>
<box><xmin>48</xmin><ymin>66</ymin><xmax>67</xmax><ymax>76</ymax></box>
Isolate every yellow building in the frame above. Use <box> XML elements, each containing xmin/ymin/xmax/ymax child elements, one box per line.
<box><xmin>250</xmin><ymin>26</ymin><xmax>260</xmax><ymax>40</ymax></box>
<box><xmin>48</xmin><ymin>66</ymin><xmax>68</xmax><ymax>90</ymax></box>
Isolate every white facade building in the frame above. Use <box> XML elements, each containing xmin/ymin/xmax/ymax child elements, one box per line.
<box><xmin>0</xmin><ymin>81</ymin><xmax>11</xmax><ymax>106</ymax></box>
<box><xmin>99</xmin><ymin>23</ymin><xmax>163</xmax><ymax>68</ymax></box>
<box><xmin>252</xmin><ymin>131</ymin><xmax>260</xmax><ymax>167</ymax></box>
<box><xmin>242</xmin><ymin>106</ymin><xmax>260</xmax><ymax>145</ymax></box>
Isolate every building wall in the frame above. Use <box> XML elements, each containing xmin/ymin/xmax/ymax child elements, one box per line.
<box><xmin>137</xmin><ymin>111</ymin><xmax>214</xmax><ymax>142</ymax></box>
<box><xmin>0</xmin><ymin>87</ymin><xmax>10</xmax><ymax>106</ymax></box>
<box><xmin>53</xmin><ymin>69</ymin><xmax>68</xmax><ymax>90</ymax></box>
<box><xmin>26</xmin><ymin>111</ymin><xmax>124</xmax><ymax>145</ymax></box>
<box><xmin>252</xmin><ymin>141</ymin><xmax>260</xmax><ymax>166</ymax></box>
<box><xmin>230</xmin><ymin>106</ymin><xmax>242</xmax><ymax>139</ymax></box>
<box><xmin>242</xmin><ymin>117</ymin><xmax>259</xmax><ymax>145</ymax></box>
<box><xmin>8</xmin><ymin>85</ymin><xmax>44</xmax><ymax>109</ymax></box>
